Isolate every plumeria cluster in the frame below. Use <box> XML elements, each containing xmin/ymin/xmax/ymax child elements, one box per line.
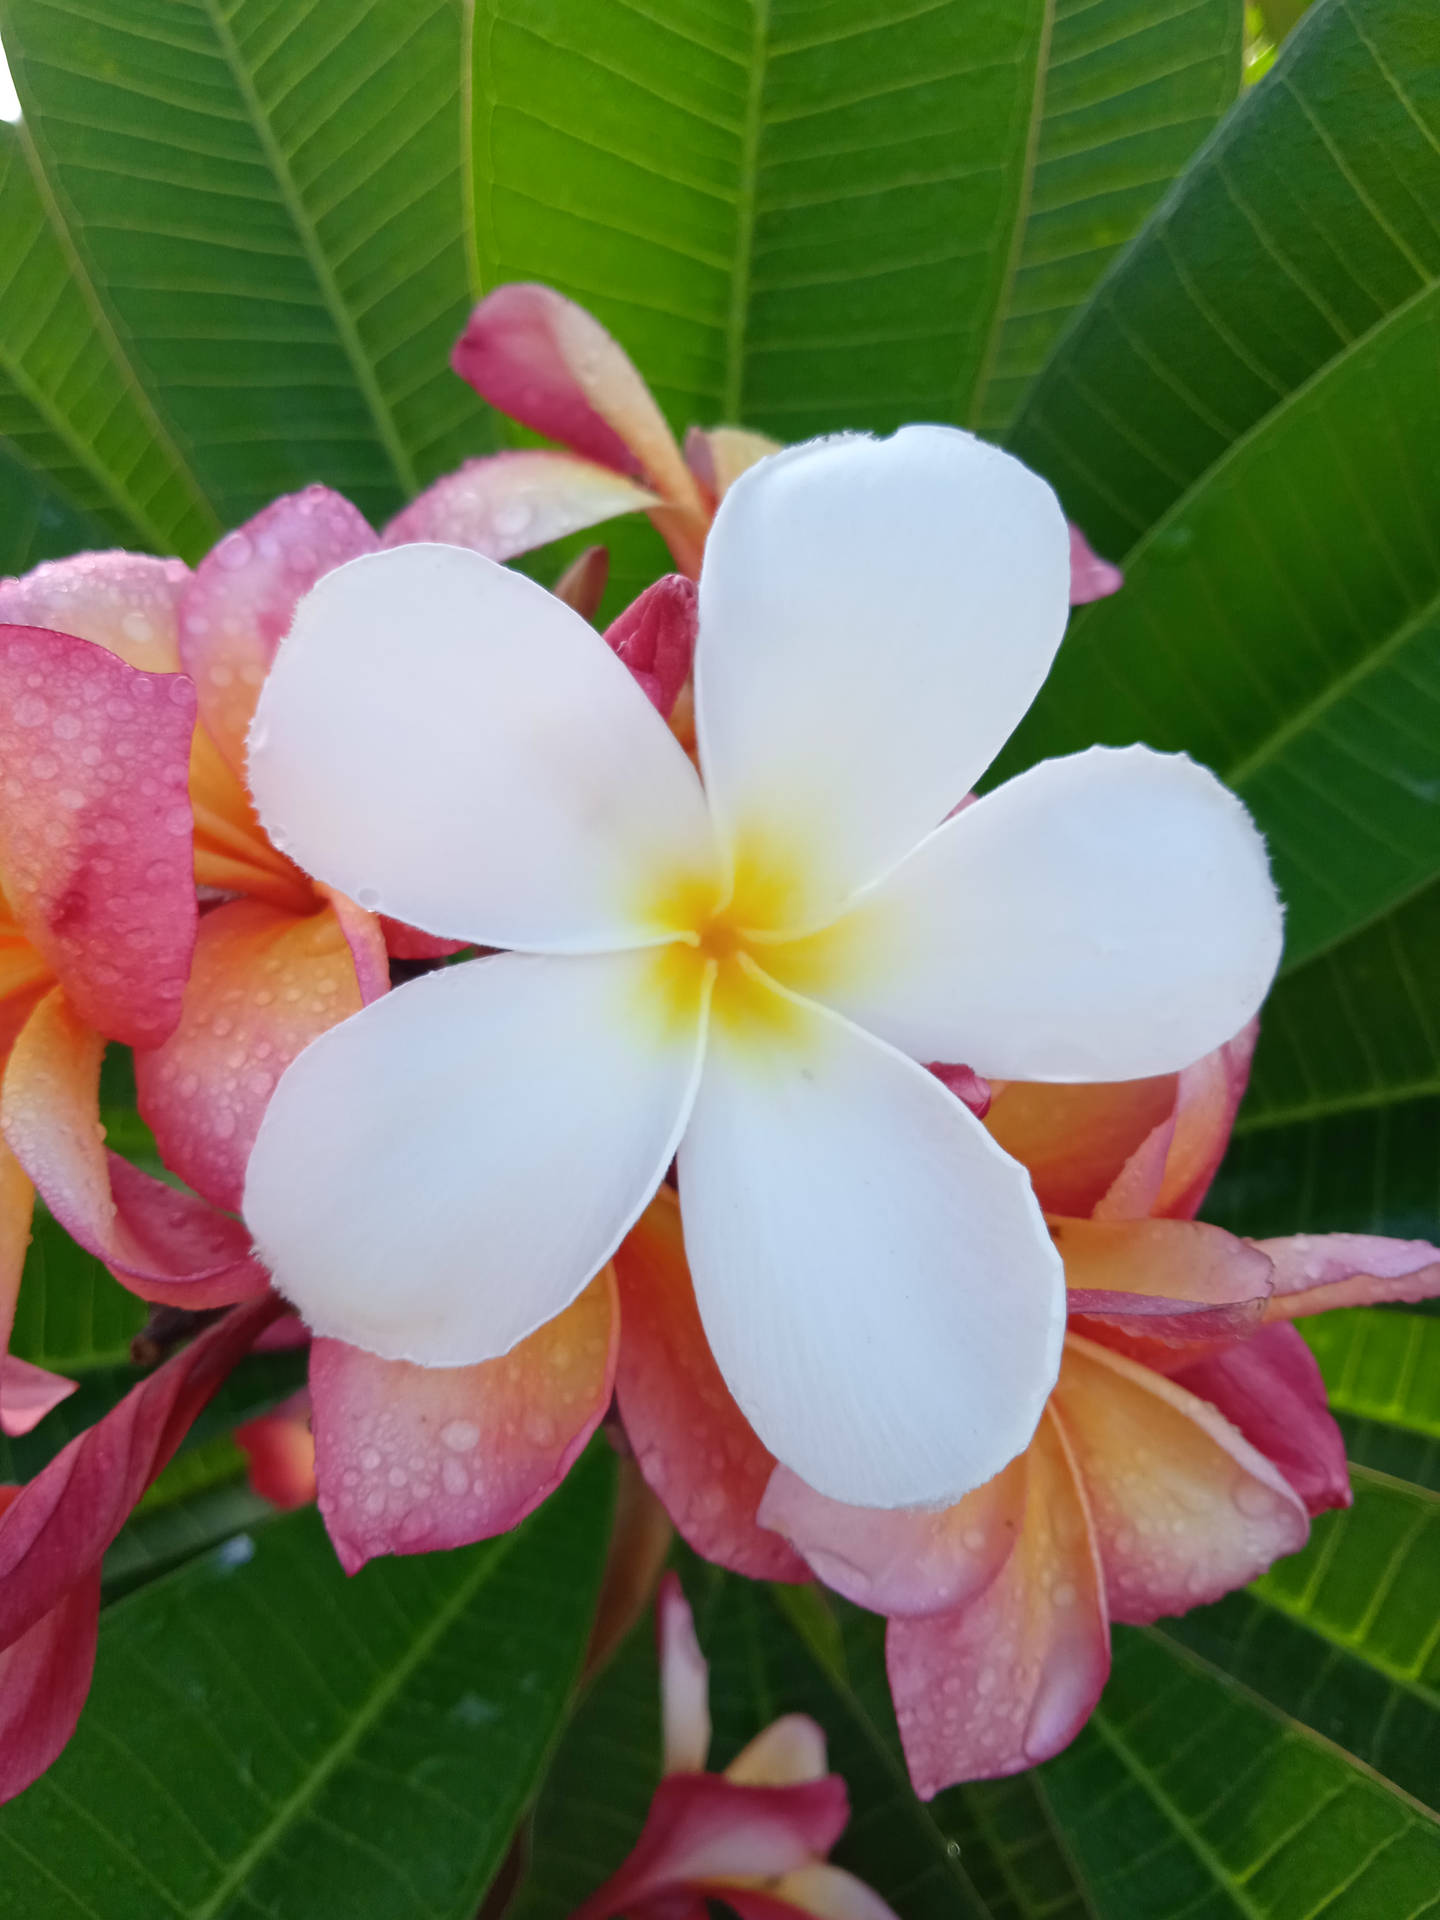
<box><xmin>0</xmin><ymin>286</ymin><xmax>1436</xmax><ymax>1837</ymax></box>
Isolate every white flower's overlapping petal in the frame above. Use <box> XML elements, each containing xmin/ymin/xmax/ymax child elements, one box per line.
<box><xmin>694</xmin><ymin>426</ymin><xmax>1070</xmax><ymax>932</ymax></box>
<box><xmin>247</xmin><ymin>544</ymin><xmax>721</xmax><ymax>951</ymax></box>
<box><xmin>766</xmin><ymin>747</ymin><xmax>1283</xmax><ymax>1082</ymax></box>
<box><xmin>243</xmin><ymin>949</ymin><xmax>710</xmax><ymax>1365</ymax></box>
<box><xmin>678</xmin><ymin>965</ymin><xmax>1064</xmax><ymax>1509</ymax></box>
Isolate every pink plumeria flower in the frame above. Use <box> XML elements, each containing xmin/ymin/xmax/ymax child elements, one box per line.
<box><xmin>572</xmin><ymin>1573</ymin><xmax>899</xmax><ymax>1920</ymax></box>
<box><xmin>452</xmin><ymin>282</ymin><xmax>1126</xmax><ymax>608</ymax></box>
<box><xmin>241</xmin><ymin>427</ymin><xmax>1282</xmax><ymax>1511</ymax></box>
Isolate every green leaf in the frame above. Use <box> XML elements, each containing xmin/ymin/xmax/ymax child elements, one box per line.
<box><xmin>0</xmin><ymin>1445</ymin><xmax>616</xmax><ymax>1920</ymax></box>
<box><xmin>1007</xmin><ymin>0</ymin><xmax>1440</xmax><ymax>558</ymax></box>
<box><xmin>1305</xmin><ymin>1308</ymin><xmax>1440</xmax><ymax>1444</ymax></box>
<box><xmin>0</xmin><ymin>0</ymin><xmax>491</xmax><ymax>539</ymax></box>
<box><xmin>996</xmin><ymin>272</ymin><xmax>1440</xmax><ymax>969</ymax></box>
<box><xmin>1160</xmin><ymin>1466</ymin><xmax>1440</xmax><ymax>1816</ymax></box>
<box><xmin>471</xmin><ymin>0</ymin><xmax>1240</xmax><ymax>441</ymax></box>
<box><xmin>0</xmin><ymin>116</ymin><xmax>219</xmax><ymax>554</ymax></box>
<box><xmin>1042</xmin><ymin>1621</ymin><xmax>1440</xmax><ymax>1918</ymax></box>
<box><xmin>508</xmin><ymin>1609</ymin><xmax>663</xmax><ymax>1920</ymax></box>
<box><xmin>7</xmin><ymin>1206</ymin><xmax>148</xmax><ymax>1378</ymax></box>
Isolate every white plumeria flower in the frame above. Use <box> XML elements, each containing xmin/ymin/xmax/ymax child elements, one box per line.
<box><xmin>242</xmin><ymin>428</ymin><xmax>1282</xmax><ymax>1511</ymax></box>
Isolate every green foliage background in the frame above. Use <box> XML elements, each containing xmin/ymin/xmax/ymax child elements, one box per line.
<box><xmin>0</xmin><ymin>0</ymin><xmax>1436</xmax><ymax>1913</ymax></box>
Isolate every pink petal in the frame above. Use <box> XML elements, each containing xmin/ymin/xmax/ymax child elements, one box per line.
<box><xmin>1257</xmin><ymin>1231</ymin><xmax>1440</xmax><ymax>1318</ymax></box>
<box><xmin>888</xmin><ymin>1411</ymin><xmax>1108</xmax><ymax>1794</ymax></box>
<box><xmin>928</xmin><ymin>1062</ymin><xmax>993</xmax><ymax>1118</ymax></box>
<box><xmin>1</xmin><ymin>990</ymin><xmax>265</xmax><ymax>1308</ymax></box>
<box><xmin>381</xmin><ymin>450</ymin><xmax>659</xmax><ymax>556</ymax></box>
<box><xmin>378</xmin><ymin>919</ymin><xmax>466</xmax><ymax>963</ymax></box>
<box><xmin>682</xmin><ymin>426</ymin><xmax>782</xmax><ymax>505</ymax></box>
<box><xmin>0</xmin><ymin>1482</ymin><xmax>99</xmax><ymax>1808</ymax></box>
<box><xmin>1066</xmin><ymin>523</ymin><xmax>1124</xmax><ymax>605</ymax></box>
<box><xmin>1172</xmin><ymin>1325</ymin><xmax>1350</xmax><ymax>1518</ymax></box>
<box><xmin>235</xmin><ymin>1392</ymin><xmax>316</xmax><ymax>1510</ymax></box>
<box><xmin>310</xmin><ymin>1272</ymin><xmax>617</xmax><ymax>1573</ymax></box>
<box><xmin>985</xmin><ymin>1074</ymin><xmax>1180</xmax><ymax>1219</ymax></box>
<box><xmin>0</xmin><ymin>627</ymin><xmax>197</xmax><ymax>1048</ymax></box>
<box><xmin>552</xmin><ymin>545</ymin><xmax>610</xmax><ymax>621</ymax></box>
<box><xmin>613</xmin><ymin>1194</ymin><xmax>809</xmax><ymax>1584</ymax></box>
<box><xmin>605</xmin><ymin>575</ymin><xmax>698</xmax><ymax>719</ymax></box>
<box><xmin>1059</xmin><ymin>1217</ymin><xmax>1273</xmax><ymax>1357</ymax></box>
<box><xmin>0</xmin><ymin>1295</ymin><xmax>281</xmax><ymax>1649</ymax></box>
<box><xmin>758</xmin><ymin>1455</ymin><xmax>1026</xmax><ymax>1619</ymax></box>
<box><xmin>570</xmin><ymin>1773</ymin><xmax>849</xmax><ymax>1920</ymax></box>
<box><xmin>0</xmin><ymin>552</ymin><xmax>189</xmax><ymax>671</ymax></box>
<box><xmin>0</xmin><ymin>1357</ymin><xmax>77</xmax><ymax>1438</ymax></box>
<box><xmin>179</xmin><ymin>486</ymin><xmax>377</xmax><ymax>777</ymax></box>
<box><xmin>658</xmin><ymin>1571</ymin><xmax>711</xmax><ymax>1774</ymax></box>
<box><xmin>134</xmin><ymin>897</ymin><xmax>381</xmax><ymax>1213</ymax></box>
<box><xmin>1153</xmin><ymin>1022</ymin><xmax>1257</xmax><ymax>1219</ymax></box>
<box><xmin>317</xmin><ymin>888</ymin><xmax>391</xmax><ymax>1007</ymax></box>
<box><xmin>453</xmin><ymin>285</ymin><xmax>693</xmax><ymax>496</ymax></box>
<box><xmin>1055</xmin><ymin>1334</ymin><xmax>1310</xmax><ymax>1624</ymax></box>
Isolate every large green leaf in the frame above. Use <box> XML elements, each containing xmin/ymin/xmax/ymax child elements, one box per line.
<box><xmin>0</xmin><ymin>0</ymin><xmax>490</xmax><ymax>540</ymax></box>
<box><xmin>471</xmin><ymin>0</ymin><xmax>1240</xmax><ymax>441</ymax></box>
<box><xmin>0</xmin><ymin>117</ymin><xmax>219</xmax><ymax>554</ymax></box>
<box><xmin>1043</xmin><ymin>1621</ymin><xmax>1440</xmax><ymax>1917</ymax></box>
<box><xmin>0</xmin><ymin>1445</ymin><xmax>616</xmax><ymax>1919</ymax></box>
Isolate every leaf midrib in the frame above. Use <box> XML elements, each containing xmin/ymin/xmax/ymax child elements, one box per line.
<box><xmin>187</xmin><ymin>1527</ymin><xmax>522</xmax><ymax>1920</ymax></box>
<box><xmin>0</xmin><ymin>117</ymin><xmax>219</xmax><ymax>552</ymax></box>
<box><xmin>195</xmin><ymin>0</ymin><xmax>420</xmax><ymax>500</ymax></box>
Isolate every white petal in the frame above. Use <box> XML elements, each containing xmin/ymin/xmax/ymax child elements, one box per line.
<box><xmin>694</xmin><ymin>427</ymin><xmax>1070</xmax><ymax>931</ymax></box>
<box><xmin>677</xmin><ymin>965</ymin><xmax>1064</xmax><ymax>1509</ymax></box>
<box><xmin>243</xmin><ymin>948</ymin><xmax>709</xmax><ymax>1364</ymax></box>
<box><xmin>766</xmin><ymin>747</ymin><xmax>1283</xmax><ymax>1081</ymax></box>
<box><xmin>248</xmin><ymin>544</ymin><xmax>721</xmax><ymax>951</ymax></box>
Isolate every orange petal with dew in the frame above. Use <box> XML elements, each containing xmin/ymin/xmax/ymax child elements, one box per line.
<box><xmin>0</xmin><ymin>627</ymin><xmax>197</xmax><ymax>1048</ymax></box>
<box><xmin>1</xmin><ymin>988</ymin><xmax>264</xmax><ymax>1307</ymax></box>
<box><xmin>1054</xmin><ymin>1333</ymin><xmax>1309</xmax><ymax>1624</ymax></box>
<box><xmin>179</xmin><ymin>486</ymin><xmax>377</xmax><ymax>777</ymax></box>
<box><xmin>613</xmin><ymin>1191</ymin><xmax>808</xmax><ymax>1584</ymax></box>
<box><xmin>134</xmin><ymin>897</ymin><xmax>382</xmax><ymax>1214</ymax></box>
<box><xmin>683</xmin><ymin>425</ymin><xmax>782</xmax><ymax>504</ymax></box>
<box><xmin>887</xmin><ymin>1411</ymin><xmax>1108</xmax><ymax>1794</ymax></box>
<box><xmin>309</xmin><ymin>1270</ymin><xmax>617</xmax><ymax>1573</ymax></box>
<box><xmin>1153</xmin><ymin>1022</ymin><xmax>1257</xmax><ymax>1218</ymax></box>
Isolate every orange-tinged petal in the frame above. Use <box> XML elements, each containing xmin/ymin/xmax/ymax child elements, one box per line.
<box><xmin>0</xmin><ymin>1136</ymin><xmax>44</xmax><ymax>1436</ymax></box>
<box><xmin>452</xmin><ymin>285</ymin><xmax>709</xmax><ymax>574</ymax></box>
<box><xmin>683</xmin><ymin>426</ymin><xmax>782</xmax><ymax>504</ymax></box>
<box><xmin>381</xmin><ymin>450</ymin><xmax>660</xmax><ymax>554</ymax></box>
<box><xmin>758</xmin><ymin>1453</ymin><xmax>1026</xmax><ymax>1618</ymax></box>
<box><xmin>0</xmin><ymin>627</ymin><xmax>197</xmax><ymax>1048</ymax></box>
<box><xmin>613</xmin><ymin>1191</ymin><xmax>809</xmax><ymax>1584</ymax></box>
<box><xmin>308</xmin><ymin>1270</ymin><xmax>617</xmax><ymax>1573</ymax></box>
<box><xmin>1153</xmin><ymin>1023</ymin><xmax>1257</xmax><ymax>1219</ymax></box>
<box><xmin>134</xmin><ymin>897</ymin><xmax>381</xmax><ymax>1213</ymax></box>
<box><xmin>1</xmin><ymin>989</ymin><xmax>264</xmax><ymax>1307</ymax></box>
<box><xmin>178</xmin><ymin>486</ymin><xmax>377</xmax><ymax>777</ymax></box>
<box><xmin>887</xmin><ymin>1410</ymin><xmax>1108</xmax><ymax>1793</ymax></box>
<box><xmin>235</xmin><ymin>1394</ymin><xmax>317</xmax><ymax>1510</ymax></box>
<box><xmin>189</xmin><ymin>724</ymin><xmax>313</xmax><ymax>913</ymax></box>
<box><xmin>1058</xmin><ymin>1217</ymin><xmax>1273</xmax><ymax>1357</ymax></box>
<box><xmin>984</xmin><ymin>1074</ymin><xmax>1178</xmax><ymax>1218</ymax></box>
<box><xmin>1054</xmin><ymin>1334</ymin><xmax>1309</xmax><ymax>1624</ymax></box>
<box><xmin>0</xmin><ymin>552</ymin><xmax>189</xmax><ymax>671</ymax></box>
<box><xmin>726</xmin><ymin>1716</ymin><xmax>828</xmax><ymax>1789</ymax></box>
